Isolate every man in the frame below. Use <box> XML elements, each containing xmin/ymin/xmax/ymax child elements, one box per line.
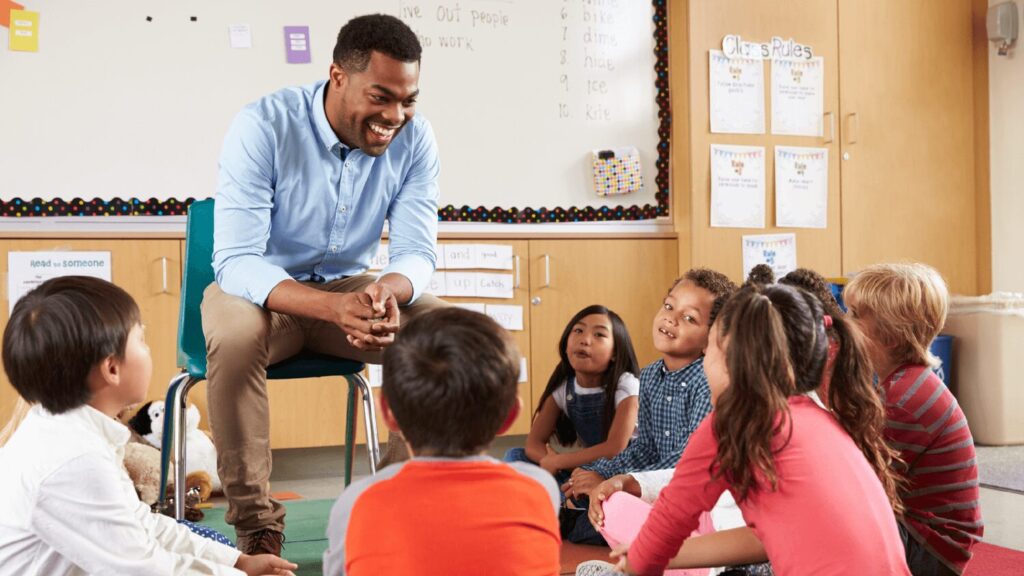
<box><xmin>205</xmin><ymin>14</ymin><xmax>441</xmax><ymax>555</ymax></box>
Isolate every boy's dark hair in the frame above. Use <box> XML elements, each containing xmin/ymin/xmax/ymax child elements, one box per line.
<box><xmin>382</xmin><ymin>307</ymin><xmax>519</xmax><ymax>457</ymax></box>
<box><xmin>779</xmin><ymin>268</ymin><xmax>843</xmax><ymax>318</ymax></box>
<box><xmin>333</xmin><ymin>14</ymin><xmax>422</xmax><ymax>72</ymax></box>
<box><xmin>745</xmin><ymin>264</ymin><xmax>776</xmax><ymax>287</ymax></box>
<box><xmin>672</xmin><ymin>267</ymin><xmax>737</xmax><ymax>325</ymax></box>
<box><xmin>535</xmin><ymin>305</ymin><xmax>640</xmax><ymax>447</ymax></box>
<box><xmin>2</xmin><ymin>276</ymin><xmax>140</xmax><ymax>414</ymax></box>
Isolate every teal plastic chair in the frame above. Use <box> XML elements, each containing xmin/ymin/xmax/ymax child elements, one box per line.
<box><xmin>157</xmin><ymin>199</ymin><xmax>380</xmax><ymax>519</ymax></box>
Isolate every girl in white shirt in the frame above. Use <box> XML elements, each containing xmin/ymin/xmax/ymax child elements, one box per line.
<box><xmin>506</xmin><ymin>305</ymin><xmax>640</xmax><ymax>482</ymax></box>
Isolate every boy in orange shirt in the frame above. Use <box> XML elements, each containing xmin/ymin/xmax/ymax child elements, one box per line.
<box><xmin>323</xmin><ymin>308</ymin><xmax>561</xmax><ymax>576</ymax></box>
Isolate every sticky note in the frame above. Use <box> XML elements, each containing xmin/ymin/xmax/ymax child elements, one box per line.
<box><xmin>9</xmin><ymin>9</ymin><xmax>39</xmax><ymax>52</ymax></box>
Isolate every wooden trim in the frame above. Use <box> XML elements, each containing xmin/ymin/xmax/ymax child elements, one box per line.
<box><xmin>670</xmin><ymin>0</ymin><xmax>693</xmax><ymax>273</ymax></box>
<box><xmin>0</xmin><ymin>230</ymin><xmax>677</xmax><ymax>241</ymax></box>
<box><xmin>973</xmin><ymin>0</ymin><xmax>992</xmax><ymax>296</ymax></box>
<box><xmin>0</xmin><ymin>231</ymin><xmax>186</xmax><ymax>240</ymax></box>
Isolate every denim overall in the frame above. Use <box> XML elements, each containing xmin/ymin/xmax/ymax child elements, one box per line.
<box><xmin>564</xmin><ymin>378</ymin><xmax>608</xmax><ymax>449</ymax></box>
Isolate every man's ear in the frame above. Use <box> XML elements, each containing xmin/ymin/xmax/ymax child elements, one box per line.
<box><xmin>496</xmin><ymin>396</ymin><xmax>523</xmax><ymax>436</ymax></box>
<box><xmin>329</xmin><ymin>62</ymin><xmax>348</xmax><ymax>89</ymax></box>
<box><xmin>379</xmin><ymin>395</ymin><xmax>402</xmax><ymax>433</ymax></box>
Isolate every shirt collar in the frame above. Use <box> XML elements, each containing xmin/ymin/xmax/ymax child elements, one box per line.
<box><xmin>659</xmin><ymin>356</ymin><xmax>704</xmax><ymax>376</ymax></box>
<box><xmin>311</xmin><ymin>80</ymin><xmax>351</xmax><ymax>159</ymax></box>
<box><xmin>37</xmin><ymin>403</ymin><xmax>131</xmax><ymax>448</ymax></box>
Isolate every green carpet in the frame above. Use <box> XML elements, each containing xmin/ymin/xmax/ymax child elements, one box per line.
<box><xmin>198</xmin><ymin>499</ymin><xmax>335</xmax><ymax>576</ymax></box>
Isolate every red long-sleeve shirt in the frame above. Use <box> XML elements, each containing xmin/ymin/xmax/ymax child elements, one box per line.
<box><xmin>628</xmin><ymin>396</ymin><xmax>909</xmax><ymax>576</ymax></box>
<box><xmin>882</xmin><ymin>364</ymin><xmax>982</xmax><ymax>574</ymax></box>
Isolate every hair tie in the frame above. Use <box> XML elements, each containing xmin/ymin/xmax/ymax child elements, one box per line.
<box><xmin>823</xmin><ymin>315</ymin><xmax>833</xmax><ymax>328</ymax></box>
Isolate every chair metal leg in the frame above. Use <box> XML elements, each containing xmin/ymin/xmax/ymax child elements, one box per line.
<box><xmin>168</xmin><ymin>373</ymin><xmax>203</xmax><ymax>520</ymax></box>
<box><xmin>345</xmin><ymin>373</ymin><xmax>379</xmax><ymax>476</ymax></box>
<box><xmin>344</xmin><ymin>382</ymin><xmax>356</xmax><ymax>486</ymax></box>
<box><xmin>158</xmin><ymin>372</ymin><xmax>189</xmax><ymax>513</ymax></box>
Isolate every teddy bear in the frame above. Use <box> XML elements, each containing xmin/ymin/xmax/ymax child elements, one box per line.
<box><xmin>128</xmin><ymin>400</ymin><xmax>222</xmax><ymax>493</ymax></box>
<box><xmin>118</xmin><ymin>405</ymin><xmax>214</xmax><ymax>521</ymax></box>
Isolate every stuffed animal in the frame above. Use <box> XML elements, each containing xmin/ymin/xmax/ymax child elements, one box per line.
<box><xmin>115</xmin><ymin>407</ymin><xmax>212</xmax><ymax>520</ymax></box>
<box><xmin>123</xmin><ymin>441</ymin><xmax>163</xmax><ymax>506</ymax></box>
<box><xmin>128</xmin><ymin>400</ymin><xmax>222</xmax><ymax>493</ymax></box>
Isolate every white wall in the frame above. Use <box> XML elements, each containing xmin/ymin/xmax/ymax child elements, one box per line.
<box><xmin>989</xmin><ymin>0</ymin><xmax>1024</xmax><ymax>292</ymax></box>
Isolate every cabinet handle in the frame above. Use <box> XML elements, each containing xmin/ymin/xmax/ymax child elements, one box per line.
<box><xmin>848</xmin><ymin>112</ymin><xmax>859</xmax><ymax>145</ymax></box>
<box><xmin>513</xmin><ymin>255</ymin><xmax>521</xmax><ymax>289</ymax></box>
<box><xmin>823</xmin><ymin>111</ymin><xmax>835</xmax><ymax>143</ymax></box>
<box><xmin>160</xmin><ymin>257</ymin><xmax>170</xmax><ymax>294</ymax></box>
<box><xmin>541</xmin><ymin>254</ymin><xmax>551</xmax><ymax>288</ymax></box>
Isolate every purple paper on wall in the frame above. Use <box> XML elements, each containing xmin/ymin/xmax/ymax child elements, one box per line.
<box><xmin>284</xmin><ymin>26</ymin><xmax>311</xmax><ymax>64</ymax></box>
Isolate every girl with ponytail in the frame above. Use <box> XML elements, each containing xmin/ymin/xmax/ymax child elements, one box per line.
<box><xmin>608</xmin><ymin>284</ymin><xmax>909</xmax><ymax>576</ymax></box>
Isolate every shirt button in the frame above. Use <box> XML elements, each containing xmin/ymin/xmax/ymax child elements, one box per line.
<box><xmin>330</xmin><ymin>245</ymin><xmax>338</xmax><ymax>252</ymax></box>
<box><xmin>339</xmin><ymin>206</ymin><xmax>347</xmax><ymax>213</ymax></box>
<box><xmin>664</xmin><ymin>430</ymin><xmax>670</xmax><ymax>436</ymax></box>
<box><xmin>682</xmin><ymin>382</ymin><xmax>688</xmax><ymax>387</ymax></box>
<box><xmin>666</xmin><ymin>396</ymin><xmax>672</xmax><ymax>401</ymax></box>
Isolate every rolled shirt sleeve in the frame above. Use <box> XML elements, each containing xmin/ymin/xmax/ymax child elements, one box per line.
<box><xmin>380</xmin><ymin>117</ymin><xmax>440</xmax><ymax>303</ymax></box>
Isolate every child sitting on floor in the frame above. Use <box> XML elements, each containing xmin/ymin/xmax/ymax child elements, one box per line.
<box><xmin>844</xmin><ymin>263</ymin><xmax>983</xmax><ymax>576</ymax></box>
<box><xmin>506</xmin><ymin>305</ymin><xmax>640</xmax><ymax>485</ymax></box>
<box><xmin>0</xmin><ymin>276</ymin><xmax>296</xmax><ymax>576</ymax></box>
<box><xmin>323</xmin><ymin>308</ymin><xmax>561</xmax><ymax>576</ymax></box>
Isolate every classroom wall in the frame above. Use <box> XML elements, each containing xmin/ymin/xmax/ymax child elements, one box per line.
<box><xmin>988</xmin><ymin>0</ymin><xmax>1024</xmax><ymax>293</ymax></box>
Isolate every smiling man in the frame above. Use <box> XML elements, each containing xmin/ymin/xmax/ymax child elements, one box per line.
<box><xmin>206</xmin><ymin>14</ymin><xmax>442</xmax><ymax>555</ymax></box>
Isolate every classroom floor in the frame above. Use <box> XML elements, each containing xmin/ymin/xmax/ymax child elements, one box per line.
<box><xmin>233</xmin><ymin>435</ymin><xmax>1024</xmax><ymax>554</ymax></box>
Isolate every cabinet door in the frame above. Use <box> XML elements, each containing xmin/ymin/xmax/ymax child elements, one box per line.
<box><xmin>688</xmin><ymin>0</ymin><xmax>842</xmax><ymax>281</ymax></box>
<box><xmin>0</xmin><ymin>239</ymin><xmax>181</xmax><ymax>424</ymax></box>
<box><xmin>437</xmin><ymin>240</ymin><xmax>532</xmax><ymax>435</ymax></box>
<box><xmin>838</xmin><ymin>0</ymin><xmax>977</xmax><ymax>294</ymax></box>
<box><xmin>528</xmin><ymin>239</ymin><xmax>678</xmax><ymax>411</ymax></box>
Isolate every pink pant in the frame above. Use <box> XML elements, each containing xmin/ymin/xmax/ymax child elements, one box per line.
<box><xmin>599</xmin><ymin>492</ymin><xmax>714</xmax><ymax>576</ymax></box>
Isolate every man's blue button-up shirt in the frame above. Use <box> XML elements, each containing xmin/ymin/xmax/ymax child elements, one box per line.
<box><xmin>214</xmin><ymin>80</ymin><xmax>440</xmax><ymax>306</ymax></box>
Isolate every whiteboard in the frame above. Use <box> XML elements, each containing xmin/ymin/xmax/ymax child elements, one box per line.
<box><xmin>0</xmin><ymin>0</ymin><xmax>667</xmax><ymax>221</ymax></box>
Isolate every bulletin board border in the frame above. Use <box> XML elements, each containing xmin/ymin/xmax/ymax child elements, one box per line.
<box><xmin>0</xmin><ymin>0</ymin><xmax>670</xmax><ymax>222</ymax></box>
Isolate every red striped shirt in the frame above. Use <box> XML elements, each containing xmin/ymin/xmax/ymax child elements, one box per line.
<box><xmin>883</xmin><ymin>364</ymin><xmax>983</xmax><ymax>574</ymax></box>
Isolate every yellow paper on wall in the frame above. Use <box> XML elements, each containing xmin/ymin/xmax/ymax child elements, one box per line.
<box><xmin>9</xmin><ymin>9</ymin><xmax>39</xmax><ymax>52</ymax></box>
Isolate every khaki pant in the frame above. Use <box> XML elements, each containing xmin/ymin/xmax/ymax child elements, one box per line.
<box><xmin>201</xmin><ymin>275</ymin><xmax>443</xmax><ymax>535</ymax></box>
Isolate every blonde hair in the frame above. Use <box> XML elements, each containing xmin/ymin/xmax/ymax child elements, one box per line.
<box><xmin>844</xmin><ymin>263</ymin><xmax>948</xmax><ymax>368</ymax></box>
<box><xmin>0</xmin><ymin>397</ymin><xmax>32</xmax><ymax>447</ymax></box>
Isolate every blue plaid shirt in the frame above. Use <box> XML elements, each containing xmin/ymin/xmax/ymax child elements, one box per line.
<box><xmin>584</xmin><ymin>358</ymin><xmax>712</xmax><ymax>479</ymax></box>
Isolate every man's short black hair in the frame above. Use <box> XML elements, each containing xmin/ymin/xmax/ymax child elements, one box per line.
<box><xmin>333</xmin><ymin>14</ymin><xmax>422</xmax><ymax>72</ymax></box>
<box><xmin>382</xmin><ymin>307</ymin><xmax>519</xmax><ymax>457</ymax></box>
<box><xmin>2</xmin><ymin>276</ymin><xmax>140</xmax><ymax>414</ymax></box>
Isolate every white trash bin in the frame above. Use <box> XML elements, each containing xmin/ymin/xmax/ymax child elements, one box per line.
<box><xmin>943</xmin><ymin>293</ymin><xmax>1024</xmax><ymax>445</ymax></box>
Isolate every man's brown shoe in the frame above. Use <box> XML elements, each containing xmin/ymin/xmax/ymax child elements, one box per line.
<box><xmin>236</xmin><ymin>528</ymin><xmax>285</xmax><ymax>556</ymax></box>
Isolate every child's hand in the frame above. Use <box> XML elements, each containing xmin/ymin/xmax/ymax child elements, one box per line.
<box><xmin>609</xmin><ymin>543</ymin><xmax>636</xmax><ymax>574</ymax></box>
<box><xmin>539</xmin><ymin>444</ymin><xmax>561</xmax><ymax>475</ymax></box>
<box><xmin>235</xmin><ymin>553</ymin><xmax>298</xmax><ymax>576</ymax></box>
<box><xmin>588</xmin><ymin>475</ymin><xmax>626</xmax><ymax>528</ymax></box>
<box><xmin>564</xmin><ymin>468</ymin><xmax>604</xmax><ymax>498</ymax></box>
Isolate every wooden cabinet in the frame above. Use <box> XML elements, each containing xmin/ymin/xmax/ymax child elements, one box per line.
<box><xmin>0</xmin><ymin>239</ymin><xmax>181</xmax><ymax>426</ymax></box>
<box><xmin>0</xmin><ymin>236</ymin><xmax>676</xmax><ymax>449</ymax></box>
<box><xmin>837</xmin><ymin>0</ymin><xmax>979</xmax><ymax>295</ymax></box>
<box><xmin>676</xmin><ymin>0</ymin><xmax>985</xmax><ymax>294</ymax></box>
<box><xmin>685</xmin><ymin>0</ymin><xmax>843</xmax><ymax>281</ymax></box>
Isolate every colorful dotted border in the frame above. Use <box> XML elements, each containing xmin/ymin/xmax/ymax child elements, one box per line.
<box><xmin>1</xmin><ymin>0</ymin><xmax>670</xmax><ymax>222</ymax></box>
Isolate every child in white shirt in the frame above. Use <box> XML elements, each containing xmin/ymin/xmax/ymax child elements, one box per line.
<box><xmin>0</xmin><ymin>276</ymin><xmax>297</xmax><ymax>576</ymax></box>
